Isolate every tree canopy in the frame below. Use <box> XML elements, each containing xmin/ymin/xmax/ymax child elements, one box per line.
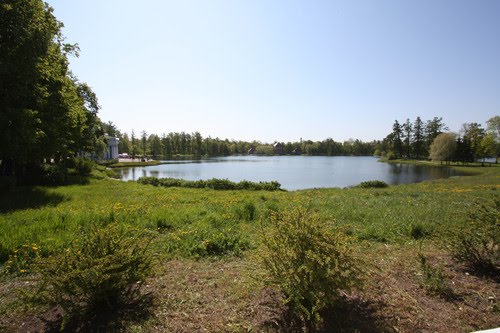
<box><xmin>0</xmin><ymin>0</ymin><xmax>103</xmax><ymax>180</ymax></box>
<box><xmin>429</xmin><ymin>133</ymin><xmax>457</xmax><ymax>164</ymax></box>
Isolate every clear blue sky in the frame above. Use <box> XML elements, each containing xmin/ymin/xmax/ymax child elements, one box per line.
<box><xmin>46</xmin><ymin>0</ymin><xmax>500</xmax><ymax>143</ymax></box>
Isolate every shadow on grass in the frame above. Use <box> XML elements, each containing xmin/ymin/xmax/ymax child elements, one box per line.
<box><xmin>0</xmin><ymin>188</ymin><xmax>69</xmax><ymax>213</ymax></box>
<box><xmin>42</xmin><ymin>293</ymin><xmax>155</xmax><ymax>333</ymax></box>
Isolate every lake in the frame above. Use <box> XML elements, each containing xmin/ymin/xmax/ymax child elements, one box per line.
<box><xmin>115</xmin><ymin>156</ymin><xmax>464</xmax><ymax>190</ymax></box>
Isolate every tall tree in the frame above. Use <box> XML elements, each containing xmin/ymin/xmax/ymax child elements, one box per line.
<box><xmin>119</xmin><ymin>133</ymin><xmax>130</xmax><ymax>154</ymax></box>
<box><xmin>412</xmin><ymin>117</ymin><xmax>425</xmax><ymax>159</ymax></box>
<box><xmin>425</xmin><ymin>117</ymin><xmax>448</xmax><ymax>152</ymax></box>
<box><xmin>461</xmin><ymin>123</ymin><xmax>485</xmax><ymax>161</ymax></box>
<box><xmin>392</xmin><ymin>120</ymin><xmax>404</xmax><ymax>158</ymax></box>
<box><xmin>148</xmin><ymin>134</ymin><xmax>163</xmax><ymax>159</ymax></box>
<box><xmin>0</xmin><ymin>0</ymin><xmax>102</xmax><ymax>178</ymax></box>
<box><xmin>130</xmin><ymin>130</ymin><xmax>140</xmax><ymax>158</ymax></box>
<box><xmin>403</xmin><ymin>118</ymin><xmax>412</xmax><ymax>158</ymax></box>
<box><xmin>192</xmin><ymin>132</ymin><xmax>203</xmax><ymax>156</ymax></box>
<box><xmin>140</xmin><ymin>130</ymin><xmax>148</xmax><ymax>156</ymax></box>
<box><xmin>485</xmin><ymin>116</ymin><xmax>500</xmax><ymax>161</ymax></box>
<box><xmin>429</xmin><ymin>133</ymin><xmax>456</xmax><ymax>164</ymax></box>
<box><xmin>486</xmin><ymin>116</ymin><xmax>500</xmax><ymax>138</ymax></box>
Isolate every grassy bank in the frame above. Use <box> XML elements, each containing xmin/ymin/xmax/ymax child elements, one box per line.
<box><xmin>0</xmin><ymin>165</ymin><xmax>498</xmax><ymax>332</ymax></box>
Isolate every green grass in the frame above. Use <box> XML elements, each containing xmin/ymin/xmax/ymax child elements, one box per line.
<box><xmin>0</xmin><ymin>164</ymin><xmax>498</xmax><ymax>265</ymax></box>
<box><xmin>0</xmin><ymin>164</ymin><xmax>499</xmax><ymax>331</ymax></box>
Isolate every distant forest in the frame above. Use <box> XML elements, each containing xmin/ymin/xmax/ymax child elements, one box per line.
<box><xmin>103</xmin><ymin>123</ymin><xmax>376</xmax><ymax>158</ymax></box>
<box><xmin>103</xmin><ymin>115</ymin><xmax>499</xmax><ymax>162</ymax></box>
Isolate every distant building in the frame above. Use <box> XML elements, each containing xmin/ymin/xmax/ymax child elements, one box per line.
<box><xmin>104</xmin><ymin>136</ymin><xmax>119</xmax><ymax>160</ymax></box>
<box><xmin>292</xmin><ymin>147</ymin><xmax>302</xmax><ymax>155</ymax></box>
<box><xmin>248</xmin><ymin>147</ymin><xmax>256</xmax><ymax>155</ymax></box>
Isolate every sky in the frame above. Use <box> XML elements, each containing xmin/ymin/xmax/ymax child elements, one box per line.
<box><xmin>45</xmin><ymin>0</ymin><xmax>500</xmax><ymax>143</ymax></box>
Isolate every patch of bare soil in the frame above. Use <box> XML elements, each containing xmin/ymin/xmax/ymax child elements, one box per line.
<box><xmin>357</xmin><ymin>245</ymin><xmax>499</xmax><ymax>333</ymax></box>
<box><xmin>1</xmin><ymin>248</ymin><xmax>497</xmax><ymax>333</ymax></box>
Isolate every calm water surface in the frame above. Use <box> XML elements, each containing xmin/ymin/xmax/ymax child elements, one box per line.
<box><xmin>117</xmin><ymin>156</ymin><xmax>463</xmax><ymax>190</ymax></box>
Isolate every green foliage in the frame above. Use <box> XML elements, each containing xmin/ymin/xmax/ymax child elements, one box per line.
<box><xmin>259</xmin><ymin>208</ymin><xmax>361</xmax><ymax>327</ymax></box>
<box><xmin>26</xmin><ymin>223</ymin><xmax>154</xmax><ymax>328</ymax></box>
<box><xmin>74</xmin><ymin>158</ymin><xmax>94</xmax><ymax>176</ymax></box>
<box><xmin>418</xmin><ymin>253</ymin><xmax>453</xmax><ymax>297</ymax></box>
<box><xmin>0</xmin><ymin>0</ymin><xmax>103</xmax><ymax>182</ymax></box>
<box><xmin>410</xmin><ymin>224</ymin><xmax>432</xmax><ymax>240</ymax></box>
<box><xmin>429</xmin><ymin>133</ymin><xmax>457</xmax><ymax>163</ymax></box>
<box><xmin>355</xmin><ymin>180</ymin><xmax>389</xmax><ymax>188</ymax></box>
<box><xmin>450</xmin><ymin>199</ymin><xmax>499</xmax><ymax>273</ymax></box>
<box><xmin>137</xmin><ymin>177</ymin><xmax>282</xmax><ymax>191</ymax></box>
<box><xmin>3</xmin><ymin>243</ymin><xmax>41</xmax><ymax>275</ymax></box>
<box><xmin>105</xmin><ymin>168</ymin><xmax>120</xmax><ymax>179</ymax></box>
<box><xmin>155</xmin><ymin>218</ymin><xmax>174</xmax><ymax>233</ymax></box>
<box><xmin>41</xmin><ymin>163</ymin><xmax>68</xmax><ymax>185</ymax></box>
<box><xmin>385</xmin><ymin>151</ymin><xmax>396</xmax><ymax>160</ymax></box>
<box><xmin>164</xmin><ymin>221</ymin><xmax>251</xmax><ymax>258</ymax></box>
<box><xmin>234</xmin><ymin>201</ymin><xmax>256</xmax><ymax>221</ymax></box>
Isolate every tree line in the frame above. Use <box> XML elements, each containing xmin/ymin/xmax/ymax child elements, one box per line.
<box><xmin>377</xmin><ymin>116</ymin><xmax>500</xmax><ymax>163</ymax></box>
<box><xmin>102</xmin><ymin>123</ymin><xmax>378</xmax><ymax>159</ymax></box>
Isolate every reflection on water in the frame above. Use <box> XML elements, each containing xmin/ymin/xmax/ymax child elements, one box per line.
<box><xmin>386</xmin><ymin>163</ymin><xmax>458</xmax><ymax>185</ymax></box>
<box><xmin>115</xmin><ymin>156</ymin><xmax>464</xmax><ymax>190</ymax></box>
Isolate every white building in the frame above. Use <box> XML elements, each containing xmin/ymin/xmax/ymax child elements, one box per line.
<box><xmin>104</xmin><ymin>136</ymin><xmax>119</xmax><ymax>160</ymax></box>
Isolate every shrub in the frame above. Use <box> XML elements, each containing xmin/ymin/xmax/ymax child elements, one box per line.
<box><xmin>450</xmin><ymin>199</ymin><xmax>499</xmax><ymax>274</ymax></box>
<box><xmin>137</xmin><ymin>177</ymin><xmax>282</xmax><ymax>191</ymax></box>
<box><xmin>410</xmin><ymin>224</ymin><xmax>432</xmax><ymax>240</ymax></box>
<box><xmin>26</xmin><ymin>224</ymin><xmax>154</xmax><ymax>329</ymax></box>
<box><xmin>41</xmin><ymin>163</ymin><xmax>68</xmax><ymax>185</ymax></box>
<box><xmin>137</xmin><ymin>176</ymin><xmax>160</xmax><ymax>186</ymax></box>
<box><xmin>156</xmin><ymin>218</ymin><xmax>174</xmax><ymax>233</ymax></box>
<box><xmin>356</xmin><ymin>180</ymin><xmax>389</xmax><ymax>189</ymax></box>
<box><xmin>206</xmin><ymin>178</ymin><xmax>236</xmax><ymax>190</ymax></box>
<box><xmin>75</xmin><ymin>158</ymin><xmax>94</xmax><ymax>176</ymax></box>
<box><xmin>4</xmin><ymin>243</ymin><xmax>41</xmax><ymax>275</ymax></box>
<box><xmin>105</xmin><ymin>168</ymin><xmax>120</xmax><ymax>179</ymax></box>
<box><xmin>385</xmin><ymin>151</ymin><xmax>396</xmax><ymax>160</ymax></box>
<box><xmin>418</xmin><ymin>253</ymin><xmax>453</xmax><ymax>297</ymax></box>
<box><xmin>259</xmin><ymin>208</ymin><xmax>361</xmax><ymax>328</ymax></box>
<box><xmin>235</xmin><ymin>201</ymin><xmax>256</xmax><ymax>221</ymax></box>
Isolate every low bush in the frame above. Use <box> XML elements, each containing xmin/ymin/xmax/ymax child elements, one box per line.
<box><xmin>3</xmin><ymin>243</ymin><xmax>41</xmax><ymax>275</ymax></box>
<box><xmin>356</xmin><ymin>180</ymin><xmax>389</xmax><ymax>188</ymax></box>
<box><xmin>450</xmin><ymin>199</ymin><xmax>499</xmax><ymax>274</ymax></box>
<box><xmin>137</xmin><ymin>177</ymin><xmax>282</xmax><ymax>191</ymax></box>
<box><xmin>259</xmin><ymin>208</ymin><xmax>361</xmax><ymax>328</ymax></box>
<box><xmin>26</xmin><ymin>224</ymin><xmax>154</xmax><ymax>329</ymax></box>
<box><xmin>410</xmin><ymin>224</ymin><xmax>432</xmax><ymax>240</ymax></box>
<box><xmin>105</xmin><ymin>168</ymin><xmax>120</xmax><ymax>179</ymax></box>
<box><xmin>155</xmin><ymin>218</ymin><xmax>175</xmax><ymax>233</ymax></box>
<box><xmin>41</xmin><ymin>163</ymin><xmax>68</xmax><ymax>185</ymax></box>
<box><xmin>75</xmin><ymin>158</ymin><xmax>94</xmax><ymax>176</ymax></box>
<box><xmin>418</xmin><ymin>253</ymin><xmax>452</xmax><ymax>297</ymax></box>
<box><xmin>385</xmin><ymin>151</ymin><xmax>396</xmax><ymax>160</ymax></box>
<box><xmin>234</xmin><ymin>201</ymin><xmax>256</xmax><ymax>221</ymax></box>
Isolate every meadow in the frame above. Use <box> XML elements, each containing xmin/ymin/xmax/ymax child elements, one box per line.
<box><xmin>0</xmin><ymin>163</ymin><xmax>498</xmax><ymax>332</ymax></box>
